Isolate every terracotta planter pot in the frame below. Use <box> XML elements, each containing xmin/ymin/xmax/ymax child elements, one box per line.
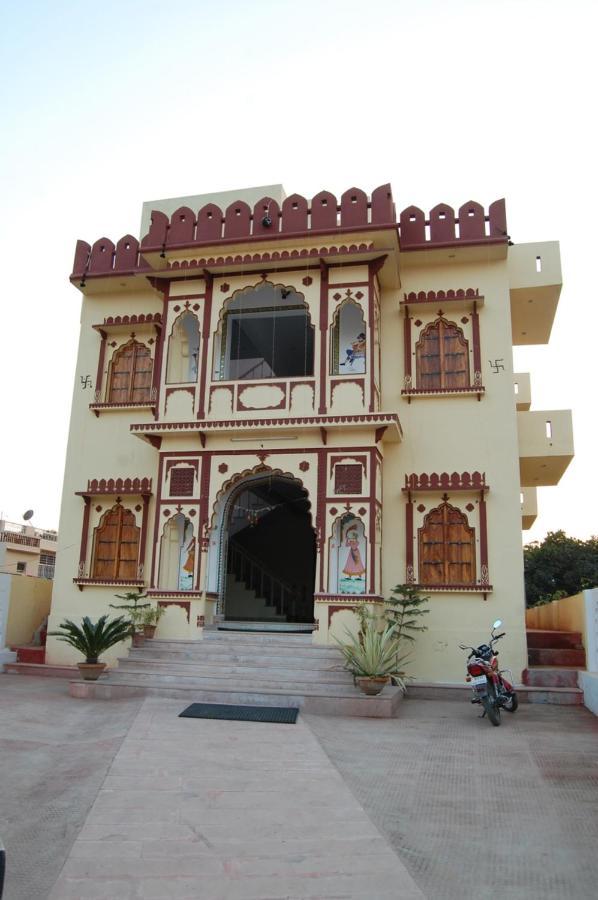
<box><xmin>132</xmin><ymin>631</ymin><xmax>145</xmax><ymax>647</ymax></box>
<box><xmin>143</xmin><ymin>624</ymin><xmax>157</xmax><ymax>639</ymax></box>
<box><xmin>77</xmin><ymin>662</ymin><xmax>107</xmax><ymax>681</ymax></box>
<box><xmin>355</xmin><ymin>676</ymin><xmax>390</xmax><ymax>696</ymax></box>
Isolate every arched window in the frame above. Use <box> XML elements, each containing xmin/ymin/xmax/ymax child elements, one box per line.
<box><xmin>107</xmin><ymin>339</ymin><xmax>153</xmax><ymax>403</ymax></box>
<box><xmin>166</xmin><ymin>312</ymin><xmax>200</xmax><ymax>383</ymax></box>
<box><xmin>91</xmin><ymin>504</ymin><xmax>140</xmax><ymax>581</ymax></box>
<box><xmin>213</xmin><ymin>282</ymin><xmax>314</xmax><ymax>381</ymax></box>
<box><xmin>158</xmin><ymin>513</ymin><xmax>195</xmax><ymax>591</ymax></box>
<box><xmin>415</xmin><ymin>318</ymin><xmax>469</xmax><ymax>390</ymax></box>
<box><xmin>418</xmin><ymin>501</ymin><xmax>475</xmax><ymax>585</ymax></box>
<box><xmin>329</xmin><ymin>514</ymin><xmax>367</xmax><ymax>595</ymax></box>
<box><xmin>330</xmin><ymin>301</ymin><xmax>366</xmax><ymax>375</ymax></box>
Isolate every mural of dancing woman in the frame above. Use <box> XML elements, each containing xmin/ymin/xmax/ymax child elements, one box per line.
<box><xmin>340</xmin><ymin>520</ymin><xmax>366</xmax><ymax>594</ymax></box>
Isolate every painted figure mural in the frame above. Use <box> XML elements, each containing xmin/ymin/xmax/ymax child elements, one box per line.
<box><xmin>340</xmin><ymin>331</ymin><xmax>366</xmax><ymax>373</ymax></box>
<box><xmin>159</xmin><ymin>514</ymin><xmax>195</xmax><ymax>591</ymax></box>
<box><xmin>339</xmin><ymin>516</ymin><xmax>366</xmax><ymax>595</ymax></box>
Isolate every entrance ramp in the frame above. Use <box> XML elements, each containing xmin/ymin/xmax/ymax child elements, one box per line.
<box><xmin>69</xmin><ymin>631</ymin><xmax>403</xmax><ymax>718</ymax></box>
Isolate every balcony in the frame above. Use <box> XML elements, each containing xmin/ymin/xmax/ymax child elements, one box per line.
<box><xmin>0</xmin><ymin>528</ymin><xmax>40</xmax><ymax>552</ymax></box>
<box><xmin>518</xmin><ymin>410</ymin><xmax>574</xmax><ymax>486</ymax></box>
<box><xmin>521</xmin><ymin>487</ymin><xmax>538</xmax><ymax>530</ymax></box>
<box><xmin>513</xmin><ymin>373</ymin><xmax>531</xmax><ymax>411</ymax></box>
<box><xmin>509</xmin><ymin>242</ymin><xmax>562</xmax><ymax>345</ymax></box>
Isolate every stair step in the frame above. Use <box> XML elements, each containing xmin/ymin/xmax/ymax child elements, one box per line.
<box><xmin>528</xmin><ymin>648</ymin><xmax>586</xmax><ymax>667</ymax></box>
<box><xmin>107</xmin><ymin>668</ymin><xmax>357</xmax><ymax>694</ymax></box>
<box><xmin>3</xmin><ymin>662</ymin><xmax>78</xmax><ymax>678</ymax></box>
<box><xmin>131</xmin><ymin>646</ymin><xmax>341</xmax><ymax>663</ymax></box>
<box><xmin>526</xmin><ymin>629</ymin><xmax>583</xmax><ymax>650</ymax></box>
<box><xmin>116</xmin><ymin>659</ymin><xmax>350</xmax><ymax>683</ymax></box>
<box><xmin>11</xmin><ymin>646</ymin><xmax>45</xmax><ymax>664</ymax></box>
<box><xmin>522</xmin><ymin>667</ymin><xmax>581</xmax><ymax>688</ymax></box>
<box><xmin>407</xmin><ymin>682</ymin><xmax>584</xmax><ymax>706</ymax></box>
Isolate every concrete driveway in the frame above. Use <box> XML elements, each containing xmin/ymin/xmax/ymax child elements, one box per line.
<box><xmin>1</xmin><ymin>675</ymin><xmax>597</xmax><ymax>899</ymax></box>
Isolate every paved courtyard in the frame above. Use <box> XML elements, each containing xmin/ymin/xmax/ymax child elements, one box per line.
<box><xmin>1</xmin><ymin>675</ymin><xmax>597</xmax><ymax>899</ymax></box>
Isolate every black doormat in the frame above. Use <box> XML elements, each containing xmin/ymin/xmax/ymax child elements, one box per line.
<box><xmin>179</xmin><ymin>703</ymin><xmax>299</xmax><ymax>724</ymax></box>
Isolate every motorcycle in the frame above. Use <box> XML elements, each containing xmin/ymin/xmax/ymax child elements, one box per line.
<box><xmin>459</xmin><ymin>619</ymin><xmax>518</xmax><ymax>726</ymax></box>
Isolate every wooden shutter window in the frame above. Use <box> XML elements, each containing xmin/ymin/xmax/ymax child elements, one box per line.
<box><xmin>418</xmin><ymin>501</ymin><xmax>475</xmax><ymax>585</ymax></box>
<box><xmin>170</xmin><ymin>467</ymin><xmax>195</xmax><ymax>497</ymax></box>
<box><xmin>91</xmin><ymin>505</ymin><xmax>140</xmax><ymax>581</ymax></box>
<box><xmin>416</xmin><ymin>319</ymin><xmax>469</xmax><ymax>390</ymax></box>
<box><xmin>108</xmin><ymin>340</ymin><xmax>153</xmax><ymax>403</ymax></box>
<box><xmin>334</xmin><ymin>464</ymin><xmax>363</xmax><ymax>495</ymax></box>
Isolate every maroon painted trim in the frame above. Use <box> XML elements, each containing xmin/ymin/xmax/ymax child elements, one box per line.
<box><xmin>197</xmin><ymin>452</ymin><xmax>212</xmax><ymax>590</ymax></box>
<box><xmin>131</xmin><ymin>412</ymin><xmax>401</xmax><ymax>433</ymax></box>
<box><xmin>472</xmin><ymin>302</ymin><xmax>482</xmax><ymax>376</ymax></box>
<box><xmin>157</xmin><ymin>600</ymin><xmax>191</xmax><ymax>622</ymax></box>
<box><xmin>150</xmin><ymin>226</ymin><xmax>389</xmax><ymax>256</ymax></box>
<box><xmin>318</xmin><ymin>263</ymin><xmax>328</xmax><ymax>414</ymax></box>
<box><xmin>198</xmin><ymin>274</ymin><xmax>213</xmax><ymax>419</ymax></box>
<box><xmin>77</xmin><ymin>477</ymin><xmax>152</xmax><ymax>496</ymax></box>
<box><xmin>139</xmin><ymin>494</ymin><xmax>150</xmax><ymax>580</ymax></box>
<box><xmin>152</xmin><ymin>284</ymin><xmax>169</xmax><ymax>419</ymax></box>
<box><xmin>401</xmin><ymin>237</ymin><xmax>505</xmax><ymax>253</ymax></box>
<box><xmin>411</xmin><ymin>583</ymin><xmax>493</xmax><ymax>593</ymax></box>
<box><xmin>95</xmin><ymin>330</ymin><xmax>107</xmax><ymax>399</ymax></box>
<box><xmin>74</xmin><ymin>578</ymin><xmax>145</xmax><ymax>591</ymax></box>
<box><xmin>402</xmin><ymin>387</ymin><xmax>485</xmax><ymax>397</ymax></box>
<box><xmin>406</xmin><ymin>498</ymin><xmax>414</xmax><ymax>581</ymax></box>
<box><xmin>79</xmin><ymin>496</ymin><xmax>91</xmax><ymax>570</ymax></box>
<box><xmin>93</xmin><ymin>313</ymin><xmax>162</xmax><ymax>329</ymax></box>
<box><xmin>148</xmin><ymin>589</ymin><xmax>202</xmax><ymax>597</ymax></box>
<box><xmin>316</xmin><ymin>448</ymin><xmax>327</xmax><ymax>592</ymax></box>
<box><xmin>315</xmin><ymin>593</ymin><xmax>383</xmax><ymax>602</ymax></box>
<box><xmin>369</xmin><ymin>447</ymin><xmax>376</xmax><ymax>593</ymax></box>
<box><xmin>367</xmin><ymin>263</ymin><xmax>375</xmax><ymax>412</ymax></box>
<box><xmin>401</xmin><ymin>289</ymin><xmax>481</xmax><ymax>305</ymax></box>
<box><xmin>237</xmin><ymin>382</ymin><xmax>287</xmax><ymax>412</ymax></box>
<box><xmin>150</xmin><ymin>453</ymin><xmax>165</xmax><ymax>588</ymax></box>
<box><xmin>479</xmin><ymin>495</ymin><xmax>489</xmax><ymax>578</ymax></box>
<box><xmin>404</xmin><ymin>309</ymin><xmax>411</xmax><ymax>381</ymax></box>
<box><xmin>403</xmin><ymin>472</ymin><xmax>488</xmax><ymax>492</ymax></box>
<box><xmin>89</xmin><ymin>401</ymin><xmax>156</xmax><ymax>417</ymax></box>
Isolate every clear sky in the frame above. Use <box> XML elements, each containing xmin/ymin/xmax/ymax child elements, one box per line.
<box><xmin>0</xmin><ymin>0</ymin><xmax>596</xmax><ymax>542</ymax></box>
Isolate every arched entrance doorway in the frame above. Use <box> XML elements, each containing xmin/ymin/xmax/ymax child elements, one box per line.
<box><xmin>219</xmin><ymin>475</ymin><xmax>316</xmax><ymax>626</ymax></box>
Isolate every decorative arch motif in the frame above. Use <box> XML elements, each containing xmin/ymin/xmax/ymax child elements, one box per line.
<box><xmin>415</xmin><ymin>317</ymin><xmax>469</xmax><ymax>390</ymax></box>
<box><xmin>328</xmin><ymin>513</ymin><xmax>367</xmax><ymax>595</ymax></box>
<box><xmin>158</xmin><ymin>513</ymin><xmax>195</xmax><ymax>591</ymax></box>
<box><xmin>91</xmin><ymin>504</ymin><xmax>139</xmax><ymax>581</ymax></box>
<box><xmin>212</xmin><ymin>280</ymin><xmax>314</xmax><ymax>382</ymax></box>
<box><xmin>418</xmin><ymin>501</ymin><xmax>475</xmax><ymax>586</ymax></box>
<box><xmin>107</xmin><ymin>339</ymin><xmax>153</xmax><ymax>402</ymax></box>
<box><xmin>206</xmin><ymin>465</ymin><xmax>315</xmax><ymax>611</ymax></box>
<box><xmin>330</xmin><ymin>299</ymin><xmax>366</xmax><ymax>375</ymax></box>
<box><xmin>166</xmin><ymin>310</ymin><xmax>200</xmax><ymax>383</ymax></box>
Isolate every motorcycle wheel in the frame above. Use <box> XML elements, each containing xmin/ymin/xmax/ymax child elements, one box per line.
<box><xmin>503</xmin><ymin>691</ymin><xmax>518</xmax><ymax>713</ymax></box>
<box><xmin>482</xmin><ymin>683</ymin><xmax>501</xmax><ymax>726</ymax></box>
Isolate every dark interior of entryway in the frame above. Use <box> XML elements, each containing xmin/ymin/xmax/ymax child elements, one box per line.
<box><xmin>225</xmin><ymin>478</ymin><xmax>316</xmax><ymax>623</ymax></box>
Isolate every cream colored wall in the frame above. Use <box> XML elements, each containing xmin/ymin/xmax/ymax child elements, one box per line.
<box><xmin>47</xmin><ymin>287</ymin><xmax>162</xmax><ymax>666</ymax></box>
<box><xmin>378</xmin><ymin>257</ymin><xmax>529</xmax><ymax>683</ymax></box>
<box><xmin>526</xmin><ymin>592</ymin><xmax>586</xmax><ymax>642</ymax></box>
<box><xmin>4</xmin><ymin>575</ymin><xmax>52</xmax><ymax>646</ymax></box>
<box><xmin>0</xmin><ymin>545</ymin><xmax>39</xmax><ymax>577</ymax></box>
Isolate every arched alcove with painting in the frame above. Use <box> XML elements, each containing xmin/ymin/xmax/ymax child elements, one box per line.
<box><xmin>158</xmin><ymin>513</ymin><xmax>196</xmax><ymax>591</ymax></box>
<box><xmin>166</xmin><ymin>311</ymin><xmax>200</xmax><ymax>384</ymax></box>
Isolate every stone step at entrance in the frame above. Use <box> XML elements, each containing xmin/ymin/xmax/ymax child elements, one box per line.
<box><xmin>522</xmin><ymin>667</ymin><xmax>580</xmax><ymax>688</ymax></box>
<box><xmin>526</xmin><ymin>629</ymin><xmax>584</xmax><ymax>650</ymax></box>
<box><xmin>70</xmin><ymin>631</ymin><xmax>403</xmax><ymax>717</ymax></box>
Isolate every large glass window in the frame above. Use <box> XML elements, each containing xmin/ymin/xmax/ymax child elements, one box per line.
<box><xmin>214</xmin><ymin>283</ymin><xmax>314</xmax><ymax>381</ymax></box>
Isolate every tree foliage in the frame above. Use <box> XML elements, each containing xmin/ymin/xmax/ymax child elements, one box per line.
<box><xmin>524</xmin><ymin>531</ymin><xmax>598</xmax><ymax>607</ymax></box>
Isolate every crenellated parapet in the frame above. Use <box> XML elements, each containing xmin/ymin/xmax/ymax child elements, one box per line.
<box><xmin>71</xmin><ymin>186</ymin><xmax>509</xmax><ymax>282</ymax></box>
<box><xmin>399</xmin><ymin>200</ymin><xmax>507</xmax><ymax>249</ymax></box>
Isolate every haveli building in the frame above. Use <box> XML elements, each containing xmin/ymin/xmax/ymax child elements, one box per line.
<box><xmin>46</xmin><ymin>183</ymin><xmax>574</xmax><ymax>683</ymax></box>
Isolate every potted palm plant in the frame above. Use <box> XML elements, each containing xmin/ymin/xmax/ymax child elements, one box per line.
<box><xmin>48</xmin><ymin>615</ymin><xmax>132</xmax><ymax>680</ymax></box>
<box><xmin>335</xmin><ymin>618</ymin><xmax>409</xmax><ymax>696</ymax></box>
<box><xmin>142</xmin><ymin>604</ymin><xmax>165</xmax><ymax>639</ymax></box>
